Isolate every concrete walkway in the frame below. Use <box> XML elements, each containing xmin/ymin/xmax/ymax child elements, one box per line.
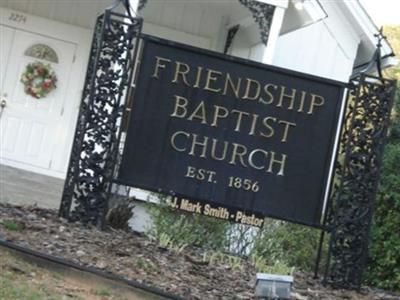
<box><xmin>0</xmin><ymin>164</ymin><xmax>152</xmax><ymax>232</ymax></box>
<box><xmin>0</xmin><ymin>165</ymin><xmax>64</xmax><ymax>209</ymax></box>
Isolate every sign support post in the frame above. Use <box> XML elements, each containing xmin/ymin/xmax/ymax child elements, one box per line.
<box><xmin>59</xmin><ymin>2</ymin><xmax>142</xmax><ymax>228</ymax></box>
<box><xmin>58</xmin><ymin>3</ymin><xmax>397</xmax><ymax>291</ymax></box>
<box><xmin>324</xmin><ymin>73</ymin><xmax>397</xmax><ymax>288</ymax></box>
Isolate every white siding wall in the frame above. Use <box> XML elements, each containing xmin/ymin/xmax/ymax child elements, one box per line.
<box><xmin>273</xmin><ymin>21</ymin><xmax>358</xmax><ymax>82</ymax></box>
<box><xmin>141</xmin><ymin>0</ymin><xmax>248</xmax><ymax>49</ymax></box>
<box><xmin>143</xmin><ymin>22</ymin><xmax>212</xmax><ymax>50</ymax></box>
<box><xmin>272</xmin><ymin>0</ymin><xmax>362</xmax><ymax>83</ymax></box>
<box><xmin>0</xmin><ymin>0</ymin><xmax>114</xmax><ymax>29</ymax></box>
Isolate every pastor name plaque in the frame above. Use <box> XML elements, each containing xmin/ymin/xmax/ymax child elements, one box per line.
<box><xmin>117</xmin><ymin>36</ymin><xmax>345</xmax><ymax>227</ymax></box>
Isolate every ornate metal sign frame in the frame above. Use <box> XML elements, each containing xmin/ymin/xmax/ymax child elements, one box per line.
<box><xmin>323</xmin><ymin>74</ymin><xmax>397</xmax><ymax>289</ymax></box>
<box><xmin>59</xmin><ymin>4</ymin><xmax>143</xmax><ymax>228</ymax></box>
<box><xmin>59</xmin><ymin>0</ymin><xmax>397</xmax><ymax>291</ymax></box>
<box><xmin>115</xmin><ymin>34</ymin><xmax>346</xmax><ymax>229</ymax></box>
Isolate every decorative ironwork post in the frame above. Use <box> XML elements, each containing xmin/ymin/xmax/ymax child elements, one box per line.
<box><xmin>238</xmin><ymin>0</ymin><xmax>276</xmax><ymax>45</ymax></box>
<box><xmin>325</xmin><ymin>74</ymin><xmax>397</xmax><ymax>288</ymax></box>
<box><xmin>224</xmin><ymin>25</ymin><xmax>240</xmax><ymax>54</ymax></box>
<box><xmin>59</xmin><ymin>3</ymin><xmax>142</xmax><ymax>228</ymax></box>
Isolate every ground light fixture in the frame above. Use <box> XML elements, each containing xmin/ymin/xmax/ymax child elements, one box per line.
<box><xmin>255</xmin><ymin>273</ymin><xmax>294</xmax><ymax>299</ymax></box>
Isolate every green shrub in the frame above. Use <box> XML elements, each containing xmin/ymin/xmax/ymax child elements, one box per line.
<box><xmin>2</xmin><ymin>220</ymin><xmax>24</xmax><ymax>231</ymax></box>
<box><xmin>147</xmin><ymin>195</ymin><xmax>326</xmax><ymax>272</ymax></box>
<box><xmin>93</xmin><ymin>288</ymin><xmax>111</xmax><ymax>297</ymax></box>
<box><xmin>157</xmin><ymin>232</ymin><xmax>188</xmax><ymax>253</ymax></box>
<box><xmin>251</xmin><ymin>251</ymin><xmax>294</xmax><ymax>275</ymax></box>
<box><xmin>251</xmin><ymin>219</ymin><xmax>326</xmax><ymax>271</ymax></box>
<box><xmin>202</xmin><ymin>251</ymin><xmax>244</xmax><ymax>271</ymax></box>
<box><xmin>366</xmin><ymin>146</ymin><xmax>400</xmax><ymax>291</ymax></box>
<box><xmin>365</xmin><ymin>84</ymin><xmax>400</xmax><ymax>291</ymax></box>
<box><xmin>146</xmin><ymin>195</ymin><xmax>230</xmax><ymax>250</ymax></box>
<box><xmin>135</xmin><ymin>257</ymin><xmax>158</xmax><ymax>272</ymax></box>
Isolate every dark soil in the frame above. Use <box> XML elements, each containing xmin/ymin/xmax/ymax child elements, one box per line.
<box><xmin>0</xmin><ymin>203</ymin><xmax>398</xmax><ymax>300</ymax></box>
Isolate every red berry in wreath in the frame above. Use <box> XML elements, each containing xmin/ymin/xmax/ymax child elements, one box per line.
<box><xmin>20</xmin><ymin>61</ymin><xmax>57</xmax><ymax>99</ymax></box>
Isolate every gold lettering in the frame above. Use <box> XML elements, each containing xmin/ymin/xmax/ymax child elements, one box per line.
<box><xmin>171</xmin><ymin>95</ymin><xmax>188</xmax><ymax>118</ymax></box>
<box><xmin>249</xmin><ymin>113</ymin><xmax>259</xmax><ymax>136</ymax></box>
<box><xmin>204</xmin><ymin>69</ymin><xmax>222</xmax><ymax>93</ymax></box>
<box><xmin>260</xmin><ymin>83</ymin><xmax>277</xmax><ymax>105</ymax></box>
<box><xmin>229</xmin><ymin>143</ymin><xmax>248</xmax><ymax>167</ymax></box>
<box><xmin>185</xmin><ymin>166</ymin><xmax>196</xmax><ymax>178</ymax></box>
<box><xmin>278</xmin><ymin>120</ymin><xmax>296</xmax><ymax>143</ymax></box>
<box><xmin>210</xmin><ymin>138</ymin><xmax>228</xmax><ymax>161</ymax></box>
<box><xmin>172</xmin><ymin>61</ymin><xmax>191</xmax><ymax>86</ymax></box>
<box><xmin>193</xmin><ymin>66</ymin><xmax>203</xmax><ymax>88</ymax></box>
<box><xmin>170</xmin><ymin>131</ymin><xmax>189</xmax><ymax>152</ymax></box>
<box><xmin>277</xmin><ymin>86</ymin><xmax>296</xmax><ymax>110</ymax></box>
<box><xmin>211</xmin><ymin>105</ymin><xmax>229</xmax><ymax>127</ymax></box>
<box><xmin>197</xmin><ymin>169</ymin><xmax>205</xmax><ymax>180</ymax></box>
<box><xmin>297</xmin><ymin>90</ymin><xmax>307</xmax><ymax>113</ymax></box>
<box><xmin>231</xmin><ymin>109</ymin><xmax>250</xmax><ymax>132</ymax></box>
<box><xmin>189</xmin><ymin>134</ymin><xmax>209</xmax><ymax>158</ymax></box>
<box><xmin>206</xmin><ymin>171</ymin><xmax>216</xmax><ymax>182</ymax></box>
<box><xmin>152</xmin><ymin>56</ymin><xmax>171</xmax><ymax>79</ymax></box>
<box><xmin>267</xmin><ymin>152</ymin><xmax>287</xmax><ymax>176</ymax></box>
<box><xmin>235</xmin><ymin>211</ymin><xmax>243</xmax><ymax>222</ymax></box>
<box><xmin>223</xmin><ymin>73</ymin><xmax>242</xmax><ymax>98</ymax></box>
<box><xmin>243</xmin><ymin>78</ymin><xmax>261</xmax><ymax>100</ymax></box>
<box><xmin>308</xmin><ymin>94</ymin><xmax>325</xmax><ymax>114</ymax></box>
<box><xmin>204</xmin><ymin>204</ymin><xmax>229</xmax><ymax>219</ymax></box>
<box><xmin>248</xmin><ymin>149</ymin><xmax>268</xmax><ymax>170</ymax></box>
<box><xmin>188</xmin><ymin>101</ymin><xmax>207</xmax><ymax>124</ymax></box>
<box><xmin>260</xmin><ymin>116</ymin><xmax>276</xmax><ymax>138</ymax></box>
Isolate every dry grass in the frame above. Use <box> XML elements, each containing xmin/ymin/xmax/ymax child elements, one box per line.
<box><xmin>0</xmin><ymin>248</ymin><xmax>150</xmax><ymax>300</ymax></box>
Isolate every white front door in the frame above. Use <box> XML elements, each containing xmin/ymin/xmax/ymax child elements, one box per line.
<box><xmin>0</xmin><ymin>25</ymin><xmax>14</xmax><ymax>90</ymax></box>
<box><xmin>0</xmin><ymin>25</ymin><xmax>76</xmax><ymax>171</ymax></box>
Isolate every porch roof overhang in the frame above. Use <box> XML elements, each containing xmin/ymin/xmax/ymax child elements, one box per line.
<box><xmin>2</xmin><ymin>0</ymin><xmax>396</xmax><ymax>76</ymax></box>
<box><xmin>279</xmin><ymin>0</ymin><xmax>327</xmax><ymax>35</ymax></box>
<box><xmin>335</xmin><ymin>0</ymin><xmax>397</xmax><ymax>75</ymax></box>
<box><xmin>228</xmin><ymin>0</ymin><xmax>323</xmax><ymax>32</ymax></box>
<box><xmin>276</xmin><ymin>0</ymin><xmax>397</xmax><ymax>76</ymax></box>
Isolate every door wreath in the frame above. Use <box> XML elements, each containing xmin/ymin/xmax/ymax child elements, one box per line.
<box><xmin>20</xmin><ymin>61</ymin><xmax>57</xmax><ymax>99</ymax></box>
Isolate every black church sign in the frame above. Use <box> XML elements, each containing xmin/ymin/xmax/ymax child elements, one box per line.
<box><xmin>117</xmin><ymin>36</ymin><xmax>345</xmax><ymax>228</ymax></box>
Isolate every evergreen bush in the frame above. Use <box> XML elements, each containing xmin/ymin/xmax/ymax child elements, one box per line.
<box><xmin>251</xmin><ymin>220</ymin><xmax>325</xmax><ymax>271</ymax></box>
<box><xmin>146</xmin><ymin>195</ymin><xmax>230</xmax><ymax>250</ymax></box>
<box><xmin>365</xmin><ymin>83</ymin><xmax>400</xmax><ymax>291</ymax></box>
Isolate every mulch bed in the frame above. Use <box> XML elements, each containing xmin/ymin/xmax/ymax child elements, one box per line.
<box><xmin>0</xmin><ymin>203</ymin><xmax>398</xmax><ymax>300</ymax></box>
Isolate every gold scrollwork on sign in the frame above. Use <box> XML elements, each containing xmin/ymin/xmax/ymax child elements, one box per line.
<box><xmin>24</xmin><ymin>44</ymin><xmax>59</xmax><ymax>64</ymax></box>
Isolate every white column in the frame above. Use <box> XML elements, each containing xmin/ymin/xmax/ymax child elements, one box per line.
<box><xmin>261</xmin><ymin>6</ymin><xmax>286</xmax><ymax>64</ymax></box>
<box><xmin>228</xmin><ymin>0</ymin><xmax>287</xmax><ymax>64</ymax></box>
<box><xmin>128</xmin><ymin>0</ymin><xmax>141</xmax><ymax>16</ymax></box>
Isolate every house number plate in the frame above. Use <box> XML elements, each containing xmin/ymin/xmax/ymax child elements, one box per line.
<box><xmin>9</xmin><ymin>12</ymin><xmax>27</xmax><ymax>24</ymax></box>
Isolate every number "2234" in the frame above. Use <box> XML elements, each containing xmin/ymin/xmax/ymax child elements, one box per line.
<box><xmin>9</xmin><ymin>13</ymin><xmax>27</xmax><ymax>24</ymax></box>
